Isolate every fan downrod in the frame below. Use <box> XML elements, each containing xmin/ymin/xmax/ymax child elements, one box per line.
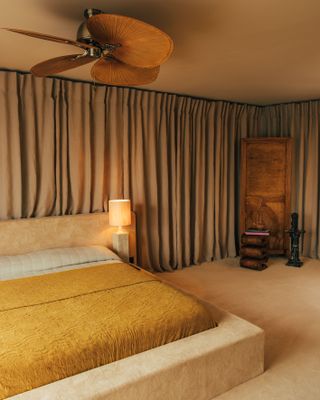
<box><xmin>84</xmin><ymin>8</ymin><xmax>102</xmax><ymax>19</ymax></box>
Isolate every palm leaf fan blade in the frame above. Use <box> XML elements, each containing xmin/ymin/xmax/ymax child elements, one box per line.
<box><xmin>3</xmin><ymin>28</ymin><xmax>94</xmax><ymax>50</ymax></box>
<box><xmin>31</xmin><ymin>54</ymin><xmax>95</xmax><ymax>77</ymax></box>
<box><xmin>87</xmin><ymin>14</ymin><xmax>173</xmax><ymax>68</ymax></box>
<box><xmin>91</xmin><ymin>57</ymin><xmax>160</xmax><ymax>86</ymax></box>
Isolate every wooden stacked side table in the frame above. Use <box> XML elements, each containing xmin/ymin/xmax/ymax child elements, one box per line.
<box><xmin>240</xmin><ymin>233</ymin><xmax>269</xmax><ymax>271</ymax></box>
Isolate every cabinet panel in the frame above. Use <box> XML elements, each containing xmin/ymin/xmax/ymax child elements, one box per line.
<box><xmin>240</xmin><ymin>138</ymin><xmax>292</xmax><ymax>254</ymax></box>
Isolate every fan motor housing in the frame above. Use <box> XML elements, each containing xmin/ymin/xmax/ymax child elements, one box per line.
<box><xmin>77</xmin><ymin>9</ymin><xmax>102</xmax><ymax>45</ymax></box>
<box><xmin>77</xmin><ymin>22</ymin><xmax>92</xmax><ymax>43</ymax></box>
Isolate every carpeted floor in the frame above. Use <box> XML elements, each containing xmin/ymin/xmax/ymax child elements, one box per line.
<box><xmin>160</xmin><ymin>257</ymin><xmax>320</xmax><ymax>400</ymax></box>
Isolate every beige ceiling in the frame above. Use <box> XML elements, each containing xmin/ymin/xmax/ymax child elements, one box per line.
<box><xmin>1</xmin><ymin>0</ymin><xmax>320</xmax><ymax>105</ymax></box>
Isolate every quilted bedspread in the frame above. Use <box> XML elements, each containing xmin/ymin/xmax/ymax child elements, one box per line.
<box><xmin>0</xmin><ymin>262</ymin><xmax>215</xmax><ymax>398</ymax></box>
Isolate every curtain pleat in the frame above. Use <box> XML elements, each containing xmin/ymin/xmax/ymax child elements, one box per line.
<box><xmin>1</xmin><ymin>70</ymin><xmax>320</xmax><ymax>270</ymax></box>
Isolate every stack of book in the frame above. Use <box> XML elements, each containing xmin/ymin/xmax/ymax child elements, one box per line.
<box><xmin>240</xmin><ymin>229</ymin><xmax>270</xmax><ymax>271</ymax></box>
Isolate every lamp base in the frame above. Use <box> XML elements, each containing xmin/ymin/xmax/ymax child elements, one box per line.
<box><xmin>112</xmin><ymin>231</ymin><xmax>129</xmax><ymax>262</ymax></box>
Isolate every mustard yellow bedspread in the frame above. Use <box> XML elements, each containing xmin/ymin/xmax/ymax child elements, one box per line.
<box><xmin>0</xmin><ymin>263</ymin><xmax>215</xmax><ymax>399</ymax></box>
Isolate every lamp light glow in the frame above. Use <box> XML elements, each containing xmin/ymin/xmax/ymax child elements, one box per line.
<box><xmin>109</xmin><ymin>199</ymin><xmax>131</xmax><ymax>232</ymax></box>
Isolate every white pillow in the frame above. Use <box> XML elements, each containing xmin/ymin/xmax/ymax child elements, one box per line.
<box><xmin>0</xmin><ymin>245</ymin><xmax>120</xmax><ymax>280</ymax></box>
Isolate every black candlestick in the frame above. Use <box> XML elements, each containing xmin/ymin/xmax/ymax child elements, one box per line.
<box><xmin>286</xmin><ymin>213</ymin><xmax>305</xmax><ymax>267</ymax></box>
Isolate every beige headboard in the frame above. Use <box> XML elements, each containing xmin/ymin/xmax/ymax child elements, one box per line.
<box><xmin>0</xmin><ymin>212</ymin><xmax>136</xmax><ymax>260</ymax></box>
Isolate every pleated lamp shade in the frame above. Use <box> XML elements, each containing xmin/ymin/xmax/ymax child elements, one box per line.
<box><xmin>108</xmin><ymin>199</ymin><xmax>131</xmax><ymax>227</ymax></box>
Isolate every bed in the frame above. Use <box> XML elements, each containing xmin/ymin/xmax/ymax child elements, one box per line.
<box><xmin>0</xmin><ymin>212</ymin><xmax>264</xmax><ymax>400</ymax></box>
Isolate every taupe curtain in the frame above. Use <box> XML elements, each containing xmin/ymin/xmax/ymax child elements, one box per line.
<box><xmin>122</xmin><ymin>94</ymin><xmax>251</xmax><ymax>270</ymax></box>
<box><xmin>0</xmin><ymin>70</ymin><xmax>319</xmax><ymax>270</ymax></box>
<box><xmin>0</xmin><ymin>73</ymin><xmax>131</xmax><ymax>216</ymax></box>
<box><xmin>252</xmin><ymin>102</ymin><xmax>320</xmax><ymax>259</ymax></box>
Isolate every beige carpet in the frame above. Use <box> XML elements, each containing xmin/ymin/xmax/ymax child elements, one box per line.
<box><xmin>160</xmin><ymin>257</ymin><xmax>320</xmax><ymax>400</ymax></box>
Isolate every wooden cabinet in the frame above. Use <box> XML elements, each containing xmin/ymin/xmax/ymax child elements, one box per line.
<box><xmin>240</xmin><ymin>138</ymin><xmax>292</xmax><ymax>255</ymax></box>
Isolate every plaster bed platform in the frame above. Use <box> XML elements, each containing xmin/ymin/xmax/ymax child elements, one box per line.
<box><xmin>9</xmin><ymin>301</ymin><xmax>264</xmax><ymax>400</ymax></box>
<box><xmin>0</xmin><ymin>213</ymin><xmax>264</xmax><ymax>400</ymax></box>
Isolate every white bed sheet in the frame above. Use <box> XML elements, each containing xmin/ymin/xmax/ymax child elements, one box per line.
<box><xmin>0</xmin><ymin>246</ymin><xmax>122</xmax><ymax>281</ymax></box>
<box><xmin>20</xmin><ymin>258</ymin><xmax>123</xmax><ymax>277</ymax></box>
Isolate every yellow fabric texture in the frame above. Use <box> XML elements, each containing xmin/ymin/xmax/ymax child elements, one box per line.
<box><xmin>0</xmin><ymin>263</ymin><xmax>215</xmax><ymax>399</ymax></box>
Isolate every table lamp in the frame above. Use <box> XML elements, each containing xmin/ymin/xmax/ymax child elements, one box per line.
<box><xmin>108</xmin><ymin>199</ymin><xmax>131</xmax><ymax>261</ymax></box>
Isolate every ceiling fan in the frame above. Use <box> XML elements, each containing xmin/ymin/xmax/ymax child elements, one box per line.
<box><xmin>4</xmin><ymin>8</ymin><xmax>174</xmax><ymax>86</ymax></box>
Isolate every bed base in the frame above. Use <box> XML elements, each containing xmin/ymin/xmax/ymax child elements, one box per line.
<box><xmin>10</xmin><ymin>302</ymin><xmax>264</xmax><ymax>400</ymax></box>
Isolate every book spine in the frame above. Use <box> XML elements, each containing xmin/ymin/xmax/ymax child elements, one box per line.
<box><xmin>244</xmin><ymin>232</ymin><xmax>270</xmax><ymax>236</ymax></box>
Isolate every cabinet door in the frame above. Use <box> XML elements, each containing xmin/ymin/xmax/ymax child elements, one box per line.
<box><xmin>240</xmin><ymin>138</ymin><xmax>292</xmax><ymax>254</ymax></box>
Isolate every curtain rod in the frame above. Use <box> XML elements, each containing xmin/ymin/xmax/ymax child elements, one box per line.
<box><xmin>0</xmin><ymin>67</ymin><xmax>264</xmax><ymax>108</ymax></box>
<box><xmin>1</xmin><ymin>67</ymin><xmax>319</xmax><ymax>109</ymax></box>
